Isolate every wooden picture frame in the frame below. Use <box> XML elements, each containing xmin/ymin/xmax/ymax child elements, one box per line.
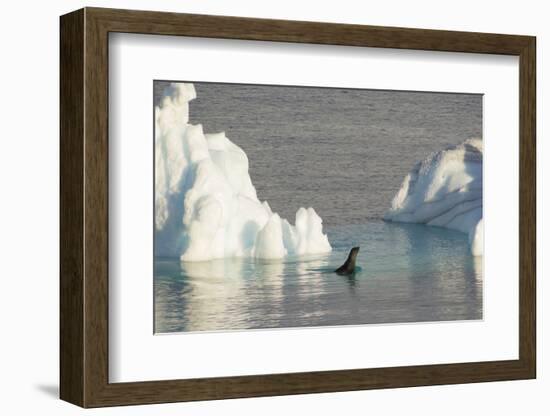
<box><xmin>60</xmin><ymin>7</ymin><xmax>536</xmax><ymax>408</ymax></box>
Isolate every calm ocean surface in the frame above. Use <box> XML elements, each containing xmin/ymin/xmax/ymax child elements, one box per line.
<box><xmin>154</xmin><ymin>82</ymin><xmax>483</xmax><ymax>333</ymax></box>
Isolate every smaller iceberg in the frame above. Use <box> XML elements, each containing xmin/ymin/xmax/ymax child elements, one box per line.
<box><xmin>155</xmin><ymin>83</ymin><xmax>331</xmax><ymax>261</ymax></box>
<box><xmin>384</xmin><ymin>138</ymin><xmax>483</xmax><ymax>256</ymax></box>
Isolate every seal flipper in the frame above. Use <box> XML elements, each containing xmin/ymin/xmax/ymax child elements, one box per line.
<box><xmin>335</xmin><ymin>247</ymin><xmax>360</xmax><ymax>275</ymax></box>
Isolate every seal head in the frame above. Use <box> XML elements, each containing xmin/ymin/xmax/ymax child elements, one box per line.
<box><xmin>334</xmin><ymin>247</ymin><xmax>360</xmax><ymax>275</ymax></box>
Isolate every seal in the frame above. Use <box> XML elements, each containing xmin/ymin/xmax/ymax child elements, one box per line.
<box><xmin>334</xmin><ymin>247</ymin><xmax>360</xmax><ymax>275</ymax></box>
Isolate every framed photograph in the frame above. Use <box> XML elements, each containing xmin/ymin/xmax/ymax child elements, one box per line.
<box><xmin>60</xmin><ymin>7</ymin><xmax>536</xmax><ymax>408</ymax></box>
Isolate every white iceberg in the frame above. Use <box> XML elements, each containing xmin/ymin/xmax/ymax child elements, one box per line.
<box><xmin>155</xmin><ymin>83</ymin><xmax>332</xmax><ymax>261</ymax></box>
<box><xmin>384</xmin><ymin>138</ymin><xmax>483</xmax><ymax>256</ymax></box>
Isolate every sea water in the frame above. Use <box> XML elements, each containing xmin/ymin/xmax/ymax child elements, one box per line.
<box><xmin>153</xmin><ymin>82</ymin><xmax>483</xmax><ymax>333</ymax></box>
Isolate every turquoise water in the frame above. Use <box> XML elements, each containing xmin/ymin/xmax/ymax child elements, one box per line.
<box><xmin>154</xmin><ymin>222</ymin><xmax>482</xmax><ymax>333</ymax></box>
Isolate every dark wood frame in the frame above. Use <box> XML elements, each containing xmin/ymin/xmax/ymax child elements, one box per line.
<box><xmin>60</xmin><ymin>7</ymin><xmax>536</xmax><ymax>408</ymax></box>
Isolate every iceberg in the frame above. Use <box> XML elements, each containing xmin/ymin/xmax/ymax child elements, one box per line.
<box><xmin>155</xmin><ymin>83</ymin><xmax>332</xmax><ymax>261</ymax></box>
<box><xmin>384</xmin><ymin>138</ymin><xmax>483</xmax><ymax>256</ymax></box>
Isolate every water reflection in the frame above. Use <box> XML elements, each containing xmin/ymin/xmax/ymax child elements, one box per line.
<box><xmin>154</xmin><ymin>222</ymin><xmax>482</xmax><ymax>333</ymax></box>
<box><xmin>181</xmin><ymin>259</ymin><xmax>246</xmax><ymax>331</ymax></box>
<box><xmin>391</xmin><ymin>222</ymin><xmax>482</xmax><ymax>322</ymax></box>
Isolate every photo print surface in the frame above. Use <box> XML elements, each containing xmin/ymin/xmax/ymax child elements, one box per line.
<box><xmin>154</xmin><ymin>81</ymin><xmax>483</xmax><ymax>333</ymax></box>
